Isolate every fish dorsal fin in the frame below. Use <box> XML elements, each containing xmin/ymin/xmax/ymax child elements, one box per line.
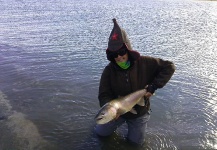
<box><xmin>130</xmin><ymin>108</ymin><xmax>137</xmax><ymax>114</ymax></box>
<box><xmin>137</xmin><ymin>97</ymin><xmax>145</xmax><ymax>106</ymax></box>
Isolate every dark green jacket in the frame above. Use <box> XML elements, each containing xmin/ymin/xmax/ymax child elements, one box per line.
<box><xmin>98</xmin><ymin>56</ymin><xmax>175</xmax><ymax>119</ymax></box>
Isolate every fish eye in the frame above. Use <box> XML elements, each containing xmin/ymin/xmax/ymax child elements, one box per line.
<box><xmin>102</xmin><ymin>112</ymin><xmax>106</xmax><ymax>115</ymax></box>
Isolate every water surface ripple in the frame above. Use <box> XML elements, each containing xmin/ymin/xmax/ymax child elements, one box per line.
<box><xmin>0</xmin><ymin>0</ymin><xmax>217</xmax><ymax>149</ymax></box>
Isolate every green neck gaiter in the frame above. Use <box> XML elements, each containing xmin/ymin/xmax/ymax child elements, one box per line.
<box><xmin>117</xmin><ymin>61</ymin><xmax>131</xmax><ymax>69</ymax></box>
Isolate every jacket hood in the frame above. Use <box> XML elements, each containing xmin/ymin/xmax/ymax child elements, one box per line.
<box><xmin>106</xmin><ymin>18</ymin><xmax>140</xmax><ymax>61</ymax></box>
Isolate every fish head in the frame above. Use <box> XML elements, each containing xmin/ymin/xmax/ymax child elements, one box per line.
<box><xmin>95</xmin><ymin>103</ymin><xmax>117</xmax><ymax>124</ymax></box>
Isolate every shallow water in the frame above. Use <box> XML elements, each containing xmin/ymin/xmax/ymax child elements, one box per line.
<box><xmin>0</xmin><ymin>0</ymin><xmax>217</xmax><ymax>149</ymax></box>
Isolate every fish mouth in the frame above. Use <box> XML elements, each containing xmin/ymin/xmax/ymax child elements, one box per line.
<box><xmin>95</xmin><ymin>117</ymin><xmax>103</xmax><ymax>121</ymax></box>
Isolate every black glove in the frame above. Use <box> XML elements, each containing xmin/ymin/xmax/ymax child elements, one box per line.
<box><xmin>146</xmin><ymin>84</ymin><xmax>158</xmax><ymax>94</ymax></box>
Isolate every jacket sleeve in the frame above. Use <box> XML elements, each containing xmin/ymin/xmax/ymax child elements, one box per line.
<box><xmin>98</xmin><ymin>65</ymin><xmax>115</xmax><ymax>107</ymax></box>
<box><xmin>146</xmin><ymin>56</ymin><xmax>175</xmax><ymax>89</ymax></box>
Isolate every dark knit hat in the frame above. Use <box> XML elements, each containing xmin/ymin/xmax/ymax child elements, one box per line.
<box><xmin>106</xmin><ymin>18</ymin><xmax>140</xmax><ymax>61</ymax></box>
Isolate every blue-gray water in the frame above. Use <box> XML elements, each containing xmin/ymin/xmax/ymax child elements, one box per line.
<box><xmin>0</xmin><ymin>0</ymin><xmax>217</xmax><ymax>149</ymax></box>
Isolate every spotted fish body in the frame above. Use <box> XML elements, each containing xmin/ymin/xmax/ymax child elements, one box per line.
<box><xmin>95</xmin><ymin>89</ymin><xmax>147</xmax><ymax>124</ymax></box>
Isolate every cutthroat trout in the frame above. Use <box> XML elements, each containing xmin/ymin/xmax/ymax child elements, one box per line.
<box><xmin>95</xmin><ymin>89</ymin><xmax>147</xmax><ymax>124</ymax></box>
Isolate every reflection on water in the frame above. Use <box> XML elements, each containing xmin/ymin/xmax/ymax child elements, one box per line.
<box><xmin>0</xmin><ymin>0</ymin><xmax>217</xmax><ymax>149</ymax></box>
<box><xmin>0</xmin><ymin>91</ymin><xmax>57</xmax><ymax>150</ymax></box>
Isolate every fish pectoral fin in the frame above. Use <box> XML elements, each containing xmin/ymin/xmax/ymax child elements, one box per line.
<box><xmin>137</xmin><ymin>98</ymin><xmax>145</xmax><ymax>106</ymax></box>
<box><xmin>130</xmin><ymin>108</ymin><xmax>137</xmax><ymax>114</ymax></box>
